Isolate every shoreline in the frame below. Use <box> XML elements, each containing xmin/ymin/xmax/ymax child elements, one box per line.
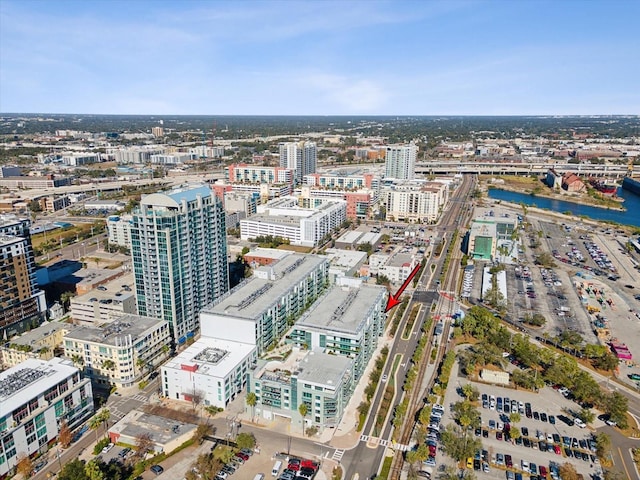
<box><xmin>486</xmin><ymin>184</ymin><xmax>626</xmax><ymax>212</ymax></box>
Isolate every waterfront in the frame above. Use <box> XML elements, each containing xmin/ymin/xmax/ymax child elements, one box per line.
<box><xmin>488</xmin><ymin>187</ymin><xmax>640</xmax><ymax>228</ymax></box>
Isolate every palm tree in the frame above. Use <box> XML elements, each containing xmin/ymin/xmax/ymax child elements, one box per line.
<box><xmin>298</xmin><ymin>403</ymin><xmax>309</xmax><ymax>435</ymax></box>
<box><xmin>89</xmin><ymin>415</ymin><xmax>102</xmax><ymax>443</ymax></box>
<box><xmin>246</xmin><ymin>392</ymin><xmax>257</xmax><ymax>422</ymax></box>
<box><xmin>71</xmin><ymin>354</ymin><xmax>84</xmax><ymax>369</ymax></box>
<box><xmin>101</xmin><ymin>359</ymin><xmax>116</xmax><ymax>371</ymax></box>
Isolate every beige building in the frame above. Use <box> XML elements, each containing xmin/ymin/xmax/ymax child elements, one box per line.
<box><xmin>63</xmin><ymin>314</ymin><xmax>171</xmax><ymax>389</ymax></box>
<box><xmin>109</xmin><ymin>410</ymin><xmax>196</xmax><ymax>454</ymax></box>
<box><xmin>480</xmin><ymin>368</ymin><xmax>510</xmax><ymax>385</ymax></box>
<box><xmin>0</xmin><ymin>321</ymin><xmax>77</xmax><ymax>368</ymax></box>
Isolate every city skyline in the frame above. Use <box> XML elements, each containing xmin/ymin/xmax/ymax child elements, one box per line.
<box><xmin>1</xmin><ymin>0</ymin><xmax>639</xmax><ymax>116</ymax></box>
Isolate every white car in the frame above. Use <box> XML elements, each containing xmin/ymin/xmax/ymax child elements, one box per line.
<box><xmin>101</xmin><ymin>443</ymin><xmax>114</xmax><ymax>454</ymax></box>
<box><xmin>381</xmin><ymin>374</ymin><xmax>388</xmax><ymax>382</ymax></box>
<box><xmin>521</xmin><ymin>460</ymin><xmax>529</xmax><ymax>471</ymax></box>
<box><xmin>574</xmin><ymin>418</ymin><xmax>586</xmax><ymax>428</ymax></box>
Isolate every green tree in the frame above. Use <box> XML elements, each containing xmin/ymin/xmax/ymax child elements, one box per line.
<box><xmin>510</xmin><ymin>426</ymin><xmax>521</xmax><ymax>441</ymax></box>
<box><xmin>509</xmin><ymin>412</ymin><xmax>521</xmax><ymax>425</ymax></box>
<box><xmin>593</xmin><ymin>353</ymin><xmax>619</xmax><ymax>372</ymax></box>
<box><xmin>246</xmin><ymin>392</ymin><xmax>257</xmax><ymax>422</ymax></box>
<box><xmin>595</xmin><ymin>432</ymin><xmax>612</xmax><ymax>458</ymax></box>
<box><xmin>193</xmin><ymin>423</ymin><xmax>213</xmax><ymax>445</ymax></box>
<box><xmin>58</xmin><ymin>459</ymin><xmax>89</xmax><ymax>480</ymax></box>
<box><xmin>16</xmin><ymin>454</ymin><xmax>34</xmax><ymax>478</ymax></box>
<box><xmin>578</xmin><ymin>408</ymin><xmax>595</xmax><ymax>425</ymax></box>
<box><xmin>558</xmin><ymin>462</ymin><xmax>579</xmax><ymax>480</ymax></box>
<box><xmin>299</xmin><ymin>403</ymin><xmax>309</xmax><ymax>435</ymax></box>
<box><xmin>236</xmin><ymin>432</ymin><xmax>256</xmax><ymax>450</ymax></box>
<box><xmin>605</xmin><ymin>392</ymin><xmax>628</xmax><ymax>428</ymax></box>
<box><xmin>84</xmin><ymin>459</ymin><xmax>104</xmax><ymax>480</ymax></box>
<box><xmin>439</xmin><ymin>423</ymin><xmax>482</xmax><ymax>463</ymax></box>
<box><xmin>461</xmin><ymin>384</ymin><xmax>479</xmax><ymax>402</ymax></box>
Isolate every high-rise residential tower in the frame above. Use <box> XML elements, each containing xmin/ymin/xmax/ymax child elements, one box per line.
<box><xmin>279</xmin><ymin>141</ymin><xmax>317</xmax><ymax>182</ymax></box>
<box><xmin>131</xmin><ymin>185</ymin><xmax>229</xmax><ymax>345</ymax></box>
<box><xmin>0</xmin><ymin>215</ymin><xmax>46</xmax><ymax>338</ymax></box>
<box><xmin>384</xmin><ymin>144</ymin><xmax>418</xmax><ymax>180</ymax></box>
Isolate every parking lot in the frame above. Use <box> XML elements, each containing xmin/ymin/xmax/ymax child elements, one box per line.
<box><xmin>425</xmin><ymin>358</ymin><xmax>602</xmax><ymax>479</ymax></box>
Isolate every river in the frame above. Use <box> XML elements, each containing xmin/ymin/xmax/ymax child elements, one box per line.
<box><xmin>487</xmin><ymin>187</ymin><xmax>640</xmax><ymax>228</ymax></box>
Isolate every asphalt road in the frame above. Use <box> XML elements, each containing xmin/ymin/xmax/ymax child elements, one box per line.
<box><xmin>344</xmin><ymin>174</ymin><xmax>476</xmax><ymax>480</ymax></box>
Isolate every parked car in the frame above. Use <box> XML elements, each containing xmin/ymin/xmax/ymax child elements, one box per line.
<box><xmin>150</xmin><ymin>465</ymin><xmax>164</xmax><ymax>475</ymax></box>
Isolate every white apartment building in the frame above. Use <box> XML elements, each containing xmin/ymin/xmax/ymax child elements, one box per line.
<box><xmin>110</xmin><ymin>146</ymin><xmax>165</xmax><ymax>164</ymax></box>
<box><xmin>161</xmin><ymin>337</ymin><xmax>257</xmax><ymax>408</ymax></box>
<box><xmin>381</xmin><ymin>181</ymin><xmax>448</xmax><ymax>223</ymax></box>
<box><xmin>107</xmin><ymin>214</ymin><xmax>133</xmax><ymax>249</ymax></box>
<box><xmin>369</xmin><ymin>252</ymin><xmax>420</xmax><ymax>284</ymax></box>
<box><xmin>240</xmin><ymin>196</ymin><xmax>346</xmax><ymax>247</ymax></box>
<box><xmin>149</xmin><ymin>153</ymin><xmax>197</xmax><ymax>165</ymax></box>
<box><xmin>0</xmin><ymin>358</ymin><xmax>94</xmax><ymax>477</ymax></box>
<box><xmin>63</xmin><ymin>314</ymin><xmax>171</xmax><ymax>389</ymax></box>
<box><xmin>279</xmin><ymin>141</ymin><xmax>317</xmax><ymax>182</ymax></box>
<box><xmin>384</xmin><ymin>144</ymin><xmax>417</xmax><ymax>180</ymax></box>
<box><xmin>227</xmin><ymin>164</ymin><xmax>294</xmax><ymax>184</ymax></box>
<box><xmin>189</xmin><ymin>146</ymin><xmax>225</xmax><ymax>158</ymax></box>
<box><xmin>61</xmin><ymin>153</ymin><xmax>100</xmax><ymax>166</ymax></box>
<box><xmin>199</xmin><ymin>254</ymin><xmax>330</xmax><ymax>355</ymax></box>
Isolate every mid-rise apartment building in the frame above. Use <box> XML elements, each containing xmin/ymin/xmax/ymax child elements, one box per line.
<box><xmin>63</xmin><ymin>314</ymin><xmax>171</xmax><ymax>389</ymax></box>
<box><xmin>381</xmin><ymin>181</ymin><xmax>449</xmax><ymax>223</ymax></box>
<box><xmin>0</xmin><ymin>358</ymin><xmax>94</xmax><ymax>477</ymax></box>
<box><xmin>0</xmin><ymin>322</ymin><xmax>76</xmax><ymax>369</ymax></box>
<box><xmin>131</xmin><ymin>185</ymin><xmax>229</xmax><ymax>344</ymax></box>
<box><xmin>248</xmin><ymin>349</ymin><xmax>353</xmax><ymax>428</ymax></box>
<box><xmin>289</xmin><ymin>284</ymin><xmax>386</xmax><ymax>380</ymax></box>
<box><xmin>106</xmin><ymin>214</ymin><xmax>133</xmax><ymax>249</ymax></box>
<box><xmin>149</xmin><ymin>153</ymin><xmax>197</xmax><ymax>165</ymax></box>
<box><xmin>227</xmin><ymin>164</ymin><xmax>294</xmax><ymax>185</ymax></box>
<box><xmin>240</xmin><ymin>196</ymin><xmax>346</xmax><ymax>247</ymax></box>
<box><xmin>61</xmin><ymin>153</ymin><xmax>100</xmax><ymax>166</ymax></box>
<box><xmin>199</xmin><ymin>254</ymin><xmax>329</xmax><ymax>355</ymax></box>
<box><xmin>70</xmin><ymin>274</ymin><xmax>136</xmax><ymax>325</ymax></box>
<box><xmin>161</xmin><ymin>337</ymin><xmax>257</xmax><ymax>408</ymax></box>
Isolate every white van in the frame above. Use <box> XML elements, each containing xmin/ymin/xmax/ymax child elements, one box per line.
<box><xmin>271</xmin><ymin>461</ymin><xmax>282</xmax><ymax>477</ymax></box>
<box><xmin>254</xmin><ymin>475</ymin><xmax>265</xmax><ymax>480</ymax></box>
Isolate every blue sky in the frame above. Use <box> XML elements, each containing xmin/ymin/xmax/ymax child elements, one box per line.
<box><xmin>1</xmin><ymin>0</ymin><xmax>639</xmax><ymax>115</ymax></box>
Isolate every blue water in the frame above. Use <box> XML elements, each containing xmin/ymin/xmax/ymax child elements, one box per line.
<box><xmin>487</xmin><ymin>186</ymin><xmax>640</xmax><ymax>228</ymax></box>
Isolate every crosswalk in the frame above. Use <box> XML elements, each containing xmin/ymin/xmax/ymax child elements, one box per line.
<box><xmin>331</xmin><ymin>449</ymin><xmax>344</xmax><ymax>462</ymax></box>
<box><xmin>359</xmin><ymin>435</ymin><xmax>410</xmax><ymax>451</ymax></box>
<box><xmin>131</xmin><ymin>394</ymin><xmax>148</xmax><ymax>402</ymax></box>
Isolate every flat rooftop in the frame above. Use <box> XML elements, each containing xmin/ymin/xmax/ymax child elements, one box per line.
<box><xmin>59</xmin><ymin>267</ymin><xmax>121</xmax><ymax>288</ymax></box>
<box><xmin>109</xmin><ymin>410</ymin><xmax>196</xmax><ymax>448</ymax></box>
<box><xmin>243</xmin><ymin>214</ymin><xmax>302</xmax><ymax>226</ymax></box>
<box><xmin>0</xmin><ymin>357</ymin><xmax>80</xmax><ymax>413</ymax></box>
<box><xmin>295</xmin><ymin>284</ymin><xmax>385</xmax><ymax>336</ymax></box>
<box><xmin>202</xmin><ymin>254</ymin><xmax>327</xmax><ymax>320</ymax></box>
<box><xmin>8</xmin><ymin>321</ymin><xmax>76</xmax><ymax>348</ymax></box>
<box><xmin>336</xmin><ymin>230</ymin><xmax>363</xmax><ymax>244</ymax></box>
<box><xmin>296</xmin><ymin>349</ymin><xmax>351</xmax><ymax>388</ymax></box>
<box><xmin>72</xmin><ymin>272</ymin><xmax>134</xmax><ymax>304</ymax></box>
<box><xmin>325</xmin><ymin>248</ymin><xmax>367</xmax><ymax>269</ymax></box>
<box><xmin>163</xmin><ymin>337</ymin><xmax>255</xmax><ymax>378</ymax></box>
<box><xmin>470</xmin><ymin>221</ymin><xmax>497</xmax><ymax>237</ymax></box>
<box><xmin>64</xmin><ymin>314</ymin><xmax>166</xmax><ymax>345</ymax></box>
<box><xmin>387</xmin><ymin>252</ymin><xmax>415</xmax><ymax>268</ymax></box>
<box><xmin>245</xmin><ymin>248</ymin><xmax>292</xmax><ymax>261</ymax></box>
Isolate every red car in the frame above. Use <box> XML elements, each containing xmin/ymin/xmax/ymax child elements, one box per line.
<box><xmin>288</xmin><ymin>459</ymin><xmax>301</xmax><ymax>471</ymax></box>
<box><xmin>553</xmin><ymin>445</ymin><xmax>561</xmax><ymax>455</ymax></box>
<box><xmin>301</xmin><ymin>460</ymin><xmax>318</xmax><ymax>471</ymax></box>
<box><xmin>539</xmin><ymin>465</ymin><xmax>548</xmax><ymax>478</ymax></box>
<box><xmin>428</xmin><ymin>444</ymin><xmax>437</xmax><ymax>456</ymax></box>
<box><xmin>236</xmin><ymin>452</ymin><xmax>249</xmax><ymax>461</ymax></box>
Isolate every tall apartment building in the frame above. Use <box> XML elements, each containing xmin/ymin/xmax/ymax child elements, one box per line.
<box><xmin>131</xmin><ymin>186</ymin><xmax>229</xmax><ymax>345</ymax></box>
<box><xmin>279</xmin><ymin>141</ymin><xmax>317</xmax><ymax>182</ymax></box>
<box><xmin>199</xmin><ymin>254</ymin><xmax>329</xmax><ymax>355</ymax></box>
<box><xmin>61</xmin><ymin>153</ymin><xmax>100</xmax><ymax>166</ymax></box>
<box><xmin>0</xmin><ymin>358</ymin><xmax>94</xmax><ymax>477</ymax></box>
<box><xmin>384</xmin><ymin>144</ymin><xmax>418</xmax><ymax>180</ymax></box>
<box><xmin>0</xmin><ymin>216</ymin><xmax>46</xmax><ymax>338</ymax></box>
